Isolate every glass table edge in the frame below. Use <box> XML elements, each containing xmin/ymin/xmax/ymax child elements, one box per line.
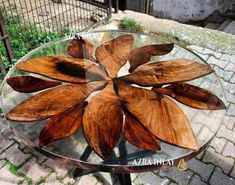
<box><xmin>0</xmin><ymin>30</ymin><xmax>227</xmax><ymax>173</ymax></box>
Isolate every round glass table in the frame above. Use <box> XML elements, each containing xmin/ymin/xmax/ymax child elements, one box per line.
<box><xmin>1</xmin><ymin>30</ymin><xmax>226</xmax><ymax>184</ymax></box>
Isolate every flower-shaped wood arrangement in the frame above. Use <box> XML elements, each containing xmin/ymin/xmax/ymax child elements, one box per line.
<box><xmin>6</xmin><ymin>34</ymin><xmax>226</xmax><ymax>159</ymax></box>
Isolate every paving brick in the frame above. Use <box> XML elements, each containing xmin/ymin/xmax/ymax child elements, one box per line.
<box><xmin>202</xmin><ymin>48</ymin><xmax>222</xmax><ymax>59</ymax></box>
<box><xmin>221</xmin><ymin>54</ymin><xmax>235</xmax><ymax>64</ymax></box>
<box><xmin>74</xmin><ymin>175</ymin><xmax>103</xmax><ymax>185</ymax></box>
<box><xmin>207</xmin><ymin>56</ymin><xmax>228</xmax><ymax>68</ymax></box>
<box><xmin>223</xmin><ymin>115</ymin><xmax>235</xmax><ymax>130</ymax></box>
<box><xmin>225</xmin><ymin>91</ymin><xmax>235</xmax><ymax>104</ymax></box>
<box><xmin>44</xmin><ymin>173</ymin><xmax>62</xmax><ymax>185</ymax></box>
<box><xmin>194</xmin><ymin>51</ymin><xmax>209</xmax><ymax>61</ymax></box>
<box><xmin>213</xmin><ymin>66</ymin><xmax>234</xmax><ymax>81</ymax></box>
<box><xmin>18</xmin><ymin>158</ymin><xmax>52</xmax><ymax>184</ymax></box>
<box><xmin>43</xmin><ymin>158</ymin><xmax>73</xmax><ymax>178</ymax></box>
<box><xmin>0</xmin><ymin>165</ymin><xmax>24</xmax><ymax>185</ymax></box>
<box><xmin>168</xmin><ymin>183</ymin><xmax>177</xmax><ymax>185</ymax></box>
<box><xmin>187</xmin><ymin>158</ymin><xmax>214</xmax><ymax>182</ymax></box>
<box><xmin>227</xmin><ymin>104</ymin><xmax>235</xmax><ymax>116</ymax></box>
<box><xmin>197</xmin><ymin>126</ymin><xmax>213</xmax><ymax>142</ymax></box>
<box><xmin>0</xmin><ymin>159</ymin><xmax>6</xmax><ymax>169</ymax></box>
<box><xmin>0</xmin><ymin>136</ymin><xmax>15</xmax><ymax>154</ymax></box>
<box><xmin>225</xmin><ymin>62</ymin><xmax>235</xmax><ymax>72</ymax></box>
<box><xmin>0</xmin><ymin>143</ymin><xmax>32</xmax><ymax>166</ymax></box>
<box><xmin>217</xmin><ymin>125</ymin><xmax>235</xmax><ymax>142</ymax></box>
<box><xmin>222</xmin><ymin>141</ymin><xmax>235</xmax><ymax>158</ymax></box>
<box><xmin>39</xmin><ymin>172</ymin><xmax>63</xmax><ymax>185</ymax></box>
<box><xmin>196</xmin><ymin>150</ymin><xmax>205</xmax><ymax>160</ymax></box>
<box><xmin>231</xmin><ymin>166</ymin><xmax>235</xmax><ymax>178</ymax></box>
<box><xmin>189</xmin><ymin>174</ymin><xmax>207</xmax><ymax>185</ymax></box>
<box><xmin>227</xmin><ymin>104</ymin><xmax>235</xmax><ymax>117</ymax></box>
<box><xmin>230</xmin><ymin>74</ymin><xmax>235</xmax><ymax>83</ymax></box>
<box><xmin>209</xmin><ymin>167</ymin><xmax>235</xmax><ymax>185</ymax></box>
<box><xmin>210</xmin><ymin>137</ymin><xmax>227</xmax><ymax>153</ymax></box>
<box><xmin>134</xmin><ymin>172</ymin><xmax>170</xmax><ymax>185</ymax></box>
<box><xmin>221</xmin><ymin>80</ymin><xmax>235</xmax><ymax>95</ymax></box>
<box><xmin>202</xmin><ymin>147</ymin><xmax>234</xmax><ymax>174</ymax></box>
<box><xmin>158</xmin><ymin>167</ymin><xmax>193</xmax><ymax>184</ymax></box>
<box><xmin>61</xmin><ymin>176</ymin><xmax>75</xmax><ymax>185</ymax></box>
<box><xmin>187</xmin><ymin>45</ymin><xmax>204</xmax><ymax>53</ymax></box>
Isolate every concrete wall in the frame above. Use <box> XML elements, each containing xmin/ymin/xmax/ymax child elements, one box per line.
<box><xmin>153</xmin><ymin>0</ymin><xmax>234</xmax><ymax>22</ymax></box>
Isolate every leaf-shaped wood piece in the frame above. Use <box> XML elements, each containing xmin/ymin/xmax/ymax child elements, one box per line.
<box><xmin>119</xmin><ymin>59</ymin><xmax>213</xmax><ymax>86</ymax></box>
<box><xmin>16</xmin><ymin>56</ymin><xmax>109</xmax><ymax>83</ymax></box>
<box><xmin>124</xmin><ymin>111</ymin><xmax>161</xmax><ymax>151</ymax></box>
<box><xmin>39</xmin><ymin>101</ymin><xmax>88</xmax><ymax>147</ymax></box>
<box><xmin>67</xmin><ymin>36</ymin><xmax>95</xmax><ymax>61</ymax></box>
<box><xmin>95</xmin><ymin>34</ymin><xmax>134</xmax><ymax>78</ymax></box>
<box><xmin>6</xmin><ymin>81</ymin><xmax>106</xmax><ymax>122</ymax></box>
<box><xmin>7</xmin><ymin>76</ymin><xmax>61</xmax><ymax>93</ymax></box>
<box><xmin>129</xmin><ymin>43</ymin><xmax>174</xmax><ymax>72</ymax></box>
<box><xmin>117</xmin><ymin>82</ymin><xmax>197</xmax><ymax>150</ymax></box>
<box><xmin>83</xmin><ymin>82</ymin><xmax>123</xmax><ymax>159</ymax></box>
<box><xmin>153</xmin><ymin>83</ymin><xmax>226</xmax><ymax>110</ymax></box>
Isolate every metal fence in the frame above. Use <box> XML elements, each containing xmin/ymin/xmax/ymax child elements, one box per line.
<box><xmin>0</xmin><ymin>0</ymin><xmax>111</xmax><ymax>33</ymax></box>
<box><xmin>0</xmin><ymin>0</ymin><xmax>112</xmax><ymax>76</ymax></box>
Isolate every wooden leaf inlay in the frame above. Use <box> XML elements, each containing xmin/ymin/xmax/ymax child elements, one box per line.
<box><xmin>83</xmin><ymin>82</ymin><xmax>123</xmax><ymax>159</ymax></box>
<box><xmin>7</xmin><ymin>76</ymin><xmax>61</xmax><ymax>93</ymax></box>
<box><xmin>67</xmin><ymin>36</ymin><xmax>95</xmax><ymax>61</ymax></box>
<box><xmin>129</xmin><ymin>43</ymin><xmax>174</xmax><ymax>72</ymax></box>
<box><xmin>124</xmin><ymin>111</ymin><xmax>161</xmax><ymax>151</ymax></box>
<box><xmin>117</xmin><ymin>82</ymin><xmax>197</xmax><ymax>150</ymax></box>
<box><xmin>16</xmin><ymin>56</ymin><xmax>109</xmax><ymax>83</ymax></box>
<box><xmin>6</xmin><ymin>81</ymin><xmax>106</xmax><ymax>122</ymax></box>
<box><xmin>153</xmin><ymin>83</ymin><xmax>226</xmax><ymax>110</ymax></box>
<box><xmin>39</xmin><ymin>101</ymin><xmax>88</xmax><ymax>147</ymax></box>
<box><xmin>119</xmin><ymin>59</ymin><xmax>213</xmax><ymax>86</ymax></box>
<box><xmin>95</xmin><ymin>34</ymin><xmax>134</xmax><ymax>78</ymax></box>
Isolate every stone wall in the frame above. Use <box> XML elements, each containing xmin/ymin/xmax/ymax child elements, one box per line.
<box><xmin>153</xmin><ymin>0</ymin><xmax>235</xmax><ymax>22</ymax></box>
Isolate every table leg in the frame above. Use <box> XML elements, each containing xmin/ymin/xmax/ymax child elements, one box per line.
<box><xmin>116</xmin><ymin>173</ymin><xmax>132</xmax><ymax>185</ymax></box>
<box><xmin>73</xmin><ymin>146</ymin><xmax>97</xmax><ymax>180</ymax></box>
<box><xmin>73</xmin><ymin>142</ymin><xmax>132</xmax><ymax>185</ymax></box>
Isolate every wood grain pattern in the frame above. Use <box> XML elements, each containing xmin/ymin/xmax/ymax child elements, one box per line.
<box><xmin>119</xmin><ymin>59</ymin><xmax>213</xmax><ymax>86</ymax></box>
<box><xmin>39</xmin><ymin>101</ymin><xmax>87</xmax><ymax>147</ymax></box>
<box><xmin>129</xmin><ymin>43</ymin><xmax>174</xmax><ymax>72</ymax></box>
<box><xmin>7</xmin><ymin>76</ymin><xmax>61</xmax><ymax>93</ymax></box>
<box><xmin>153</xmin><ymin>83</ymin><xmax>226</xmax><ymax>110</ymax></box>
<box><xmin>67</xmin><ymin>37</ymin><xmax>95</xmax><ymax>61</ymax></box>
<box><xmin>117</xmin><ymin>82</ymin><xmax>198</xmax><ymax>150</ymax></box>
<box><xmin>95</xmin><ymin>34</ymin><xmax>134</xmax><ymax>78</ymax></box>
<box><xmin>82</xmin><ymin>82</ymin><xmax>123</xmax><ymax>159</ymax></box>
<box><xmin>16</xmin><ymin>56</ymin><xmax>109</xmax><ymax>83</ymax></box>
<box><xmin>124</xmin><ymin>110</ymin><xmax>161</xmax><ymax>151</ymax></box>
<box><xmin>6</xmin><ymin>81</ymin><xmax>106</xmax><ymax>122</ymax></box>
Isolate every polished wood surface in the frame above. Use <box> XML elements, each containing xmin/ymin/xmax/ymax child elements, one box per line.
<box><xmin>16</xmin><ymin>56</ymin><xmax>109</xmax><ymax>83</ymax></box>
<box><xmin>153</xmin><ymin>83</ymin><xmax>225</xmax><ymax>110</ymax></box>
<box><xmin>83</xmin><ymin>82</ymin><xmax>123</xmax><ymax>159</ymax></box>
<box><xmin>124</xmin><ymin>110</ymin><xmax>161</xmax><ymax>151</ymax></box>
<box><xmin>67</xmin><ymin>37</ymin><xmax>95</xmax><ymax>61</ymax></box>
<box><xmin>119</xmin><ymin>59</ymin><xmax>213</xmax><ymax>86</ymax></box>
<box><xmin>6</xmin><ymin>81</ymin><xmax>106</xmax><ymax>122</ymax></box>
<box><xmin>95</xmin><ymin>34</ymin><xmax>134</xmax><ymax>78</ymax></box>
<box><xmin>129</xmin><ymin>43</ymin><xmax>174</xmax><ymax>72</ymax></box>
<box><xmin>39</xmin><ymin>102</ymin><xmax>87</xmax><ymax>147</ymax></box>
<box><xmin>117</xmin><ymin>82</ymin><xmax>198</xmax><ymax>150</ymax></box>
<box><xmin>7</xmin><ymin>76</ymin><xmax>61</xmax><ymax>93</ymax></box>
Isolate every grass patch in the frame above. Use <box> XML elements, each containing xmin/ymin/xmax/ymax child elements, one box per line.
<box><xmin>120</xmin><ymin>17</ymin><xmax>143</xmax><ymax>32</ymax></box>
<box><xmin>0</xmin><ymin>15</ymin><xmax>69</xmax><ymax>78</ymax></box>
<box><xmin>5</xmin><ymin>160</ymin><xmax>33</xmax><ymax>185</ymax></box>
